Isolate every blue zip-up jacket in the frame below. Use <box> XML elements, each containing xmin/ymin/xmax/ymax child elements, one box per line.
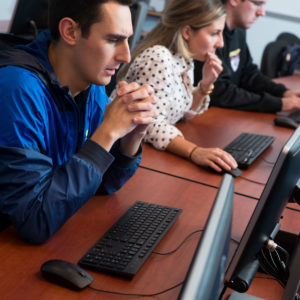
<box><xmin>0</xmin><ymin>31</ymin><xmax>141</xmax><ymax>244</ymax></box>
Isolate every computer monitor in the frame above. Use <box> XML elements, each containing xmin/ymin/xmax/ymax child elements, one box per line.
<box><xmin>225</xmin><ymin>126</ymin><xmax>300</xmax><ymax>293</ymax></box>
<box><xmin>9</xmin><ymin>0</ymin><xmax>48</xmax><ymax>38</ymax></box>
<box><xmin>0</xmin><ymin>0</ymin><xmax>18</xmax><ymax>33</ymax></box>
<box><xmin>179</xmin><ymin>174</ymin><xmax>234</xmax><ymax>300</ymax></box>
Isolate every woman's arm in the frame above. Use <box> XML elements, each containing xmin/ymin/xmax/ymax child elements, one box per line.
<box><xmin>166</xmin><ymin>136</ymin><xmax>237</xmax><ymax>172</ymax></box>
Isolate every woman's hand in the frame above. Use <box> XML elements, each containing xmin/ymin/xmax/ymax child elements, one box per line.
<box><xmin>201</xmin><ymin>52</ymin><xmax>223</xmax><ymax>92</ymax></box>
<box><xmin>190</xmin><ymin>146</ymin><xmax>238</xmax><ymax>172</ymax></box>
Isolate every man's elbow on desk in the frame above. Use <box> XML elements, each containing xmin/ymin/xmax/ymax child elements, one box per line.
<box><xmin>12</xmin><ymin>208</ymin><xmax>71</xmax><ymax>244</ymax></box>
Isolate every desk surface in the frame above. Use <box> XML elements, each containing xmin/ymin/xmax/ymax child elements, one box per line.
<box><xmin>1</xmin><ymin>167</ymin><xmax>298</xmax><ymax>299</ymax></box>
<box><xmin>0</xmin><ymin>168</ymin><xmax>256</xmax><ymax>299</ymax></box>
<box><xmin>1</xmin><ymin>76</ymin><xmax>299</xmax><ymax>299</ymax></box>
<box><xmin>273</xmin><ymin>75</ymin><xmax>300</xmax><ymax>90</ymax></box>
<box><xmin>141</xmin><ymin>107</ymin><xmax>293</xmax><ymax>199</ymax></box>
<box><xmin>141</xmin><ymin>75</ymin><xmax>300</xmax><ymax>199</ymax></box>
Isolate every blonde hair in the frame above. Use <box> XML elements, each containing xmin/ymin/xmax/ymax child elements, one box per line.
<box><xmin>117</xmin><ymin>0</ymin><xmax>226</xmax><ymax>80</ymax></box>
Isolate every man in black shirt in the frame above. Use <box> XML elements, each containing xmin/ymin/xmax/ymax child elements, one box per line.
<box><xmin>194</xmin><ymin>0</ymin><xmax>300</xmax><ymax>113</ymax></box>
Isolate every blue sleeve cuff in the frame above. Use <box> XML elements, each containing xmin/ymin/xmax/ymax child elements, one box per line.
<box><xmin>76</xmin><ymin>139</ymin><xmax>114</xmax><ymax>174</ymax></box>
<box><xmin>110</xmin><ymin>140</ymin><xmax>142</xmax><ymax>168</ymax></box>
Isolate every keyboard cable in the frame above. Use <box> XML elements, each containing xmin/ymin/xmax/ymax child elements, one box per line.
<box><xmin>88</xmin><ymin>281</ymin><xmax>184</xmax><ymax>297</ymax></box>
<box><xmin>239</xmin><ymin>175</ymin><xmax>265</xmax><ymax>185</ymax></box>
<box><xmin>86</xmin><ymin>229</ymin><xmax>206</xmax><ymax>297</ymax></box>
<box><xmin>87</xmin><ymin>229</ymin><xmax>202</xmax><ymax>297</ymax></box>
<box><xmin>152</xmin><ymin>229</ymin><xmax>203</xmax><ymax>255</ymax></box>
<box><xmin>87</xmin><ymin>228</ymin><xmax>242</xmax><ymax>296</ymax></box>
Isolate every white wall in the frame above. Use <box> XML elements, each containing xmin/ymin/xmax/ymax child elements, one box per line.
<box><xmin>264</xmin><ymin>0</ymin><xmax>300</xmax><ymax>19</ymax></box>
<box><xmin>247</xmin><ymin>0</ymin><xmax>300</xmax><ymax>68</ymax></box>
<box><xmin>0</xmin><ymin>0</ymin><xmax>17</xmax><ymax>32</ymax></box>
<box><xmin>144</xmin><ymin>0</ymin><xmax>300</xmax><ymax>71</ymax></box>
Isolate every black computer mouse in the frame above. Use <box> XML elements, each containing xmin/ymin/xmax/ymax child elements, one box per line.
<box><xmin>210</xmin><ymin>167</ymin><xmax>242</xmax><ymax>178</ymax></box>
<box><xmin>225</xmin><ymin>167</ymin><xmax>243</xmax><ymax>178</ymax></box>
<box><xmin>40</xmin><ymin>259</ymin><xmax>94</xmax><ymax>291</ymax></box>
<box><xmin>274</xmin><ymin>116</ymin><xmax>299</xmax><ymax>129</ymax></box>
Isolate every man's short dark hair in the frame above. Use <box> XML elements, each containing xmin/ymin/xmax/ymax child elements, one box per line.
<box><xmin>49</xmin><ymin>0</ymin><xmax>134</xmax><ymax>41</ymax></box>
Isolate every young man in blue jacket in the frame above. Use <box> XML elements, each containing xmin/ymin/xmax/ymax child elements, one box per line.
<box><xmin>194</xmin><ymin>0</ymin><xmax>300</xmax><ymax>113</ymax></box>
<box><xmin>0</xmin><ymin>0</ymin><xmax>157</xmax><ymax>244</ymax></box>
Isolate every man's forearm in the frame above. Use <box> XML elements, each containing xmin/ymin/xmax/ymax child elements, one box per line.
<box><xmin>120</xmin><ymin>133</ymin><xmax>144</xmax><ymax>157</ymax></box>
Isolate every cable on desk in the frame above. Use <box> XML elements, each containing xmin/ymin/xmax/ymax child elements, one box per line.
<box><xmin>258</xmin><ymin>252</ymin><xmax>285</xmax><ymax>288</ymax></box>
<box><xmin>267</xmin><ymin>248</ymin><xmax>286</xmax><ymax>282</ymax></box>
<box><xmin>286</xmin><ymin>206</ymin><xmax>300</xmax><ymax>213</ymax></box>
<box><xmin>88</xmin><ymin>281</ymin><xmax>184</xmax><ymax>297</ymax></box>
<box><xmin>86</xmin><ymin>230</ymin><xmax>240</xmax><ymax>296</ymax></box>
<box><xmin>273</xmin><ymin>249</ymin><xmax>287</xmax><ymax>275</ymax></box>
<box><xmin>239</xmin><ymin>175</ymin><xmax>265</xmax><ymax>185</ymax></box>
<box><xmin>152</xmin><ymin>229</ymin><xmax>203</xmax><ymax>255</ymax></box>
<box><xmin>262</xmin><ymin>157</ymin><xmax>276</xmax><ymax>165</ymax></box>
<box><xmin>260</xmin><ymin>248</ymin><xmax>280</xmax><ymax>276</ymax></box>
<box><xmin>151</xmin><ymin>230</ymin><xmax>240</xmax><ymax>256</ymax></box>
<box><xmin>257</xmin><ymin>241</ymin><xmax>291</xmax><ymax>288</ymax></box>
<box><xmin>276</xmin><ymin>244</ymin><xmax>290</xmax><ymax>263</ymax></box>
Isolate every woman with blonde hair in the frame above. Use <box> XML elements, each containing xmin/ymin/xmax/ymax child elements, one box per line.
<box><xmin>115</xmin><ymin>0</ymin><xmax>237</xmax><ymax>172</ymax></box>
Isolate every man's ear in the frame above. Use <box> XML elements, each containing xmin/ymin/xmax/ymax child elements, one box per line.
<box><xmin>58</xmin><ymin>17</ymin><xmax>80</xmax><ymax>45</ymax></box>
<box><xmin>228</xmin><ymin>0</ymin><xmax>240</xmax><ymax>7</ymax></box>
<box><xmin>181</xmin><ymin>25</ymin><xmax>192</xmax><ymax>41</ymax></box>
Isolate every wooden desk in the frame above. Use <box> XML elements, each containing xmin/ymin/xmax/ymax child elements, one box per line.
<box><xmin>0</xmin><ymin>167</ymin><xmax>260</xmax><ymax>300</ymax></box>
<box><xmin>0</xmin><ymin>167</ymin><xmax>297</xmax><ymax>299</ymax></box>
<box><xmin>274</xmin><ymin>75</ymin><xmax>300</xmax><ymax>90</ymax></box>
<box><xmin>141</xmin><ymin>107</ymin><xmax>293</xmax><ymax>199</ymax></box>
<box><xmin>0</xmin><ymin>164</ymin><xmax>298</xmax><ymax>299</ymax></box>
<box><xmin>1</xmin><ymin>75</ymin><xmax>299</xmax><ymax>299</ymax></box>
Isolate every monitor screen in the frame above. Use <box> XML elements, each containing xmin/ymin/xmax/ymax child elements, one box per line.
<box><xmin>9</xmin><ymin>0</ymin><xmax>48</xmax><ymax>37</ymax></box>
<box><xmin>225</xmin><ymin>127</ymin><xmax>300</xmax><ymax>293</ymax></box>
<box><xmin>0</xmin><ymin>0</ymin><xmax>18</xmax><ymax>33</ymax></box>
<box><xmin>179</xmin><ymin>174</ymin><xmax>234</xmax><ymax>300</ymax></box>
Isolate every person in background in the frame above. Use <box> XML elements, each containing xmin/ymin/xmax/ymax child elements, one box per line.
<box><xmin>0</xmin><ymin>0</ymin><xmax>157</xmax><ymax>244</ymax></box>
<box><xmin>115</xmin><ymin>0</ymin><xmax>237</xmax><ymax>173</ymax></box>
<box><xmin>194</xmin><ymin>0</ymin><xmax>300</xmax><ymax>113</ymax></box>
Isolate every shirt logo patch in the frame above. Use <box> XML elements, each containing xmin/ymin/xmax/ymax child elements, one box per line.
<box><xmin>229</xmin><ymin>48</ymin><xmax>241</xmax><ymax>72</ymax></box>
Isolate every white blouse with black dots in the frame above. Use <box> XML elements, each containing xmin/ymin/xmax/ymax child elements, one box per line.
<box><xmin>112</xmin><ymin>45</ymin><xmax>210</xmax><ymax>150</ymax></box>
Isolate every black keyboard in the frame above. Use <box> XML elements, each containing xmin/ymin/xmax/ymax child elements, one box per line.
<box><xmin>78</xmin><ymin>201</ymin><xmax>182</xmax><ymax>278</ymax></box>
<box><xmin>224</xmin><ymin>132</ymin><xmax>275</xmax><ymax>169</ymax></box>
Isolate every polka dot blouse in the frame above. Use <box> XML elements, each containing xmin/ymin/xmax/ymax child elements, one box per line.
<box><xmin>111</xmin><ymin>45</ymin><xmax>210</xmax><ymax>150</ymax></box>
